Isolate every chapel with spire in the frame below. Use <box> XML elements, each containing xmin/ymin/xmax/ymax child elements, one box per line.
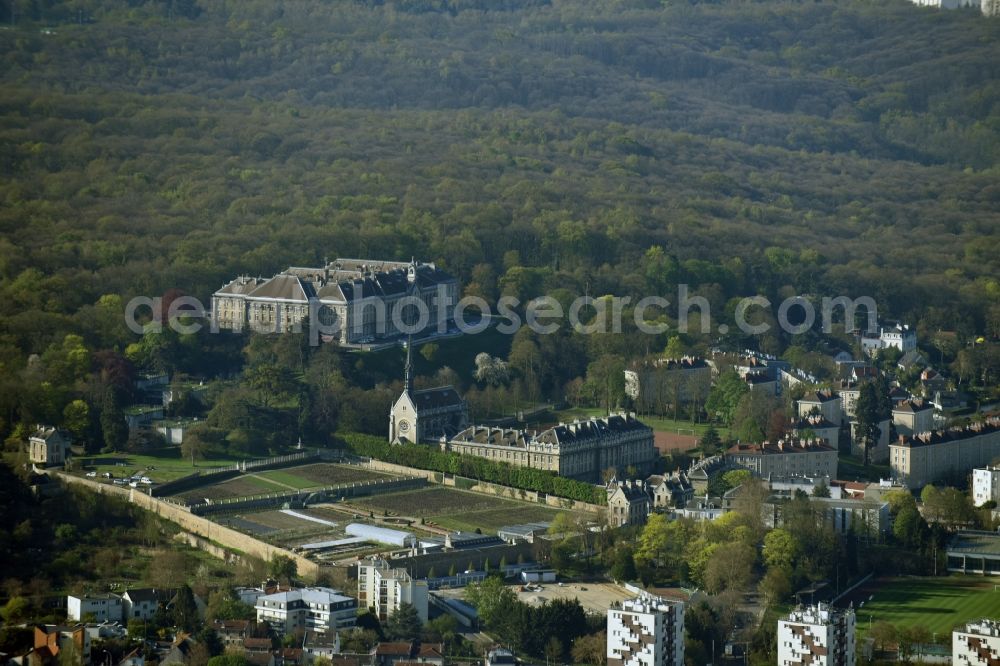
<box><xmin>388</xmin><ymin>338</ymin><xmax>468</xmax><ymax>444</ymax></box>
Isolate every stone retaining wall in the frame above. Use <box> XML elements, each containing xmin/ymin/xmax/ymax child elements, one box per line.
<box><xmin>56</xmin><ymin>472</ymin><xmax>321</xmax><ymax>579</ymax></box>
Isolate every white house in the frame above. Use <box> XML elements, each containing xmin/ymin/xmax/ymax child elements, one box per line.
<box><xmin>122</xmin><ymin>589</ymin><xmax>162</xmax><ymax>622</ymax></box>
<box><xmin>67</xmin><ymin>593</ymin><xmax>123</xmax><ymax>623</ymax></box>
<box><xmin>973</xmin><ymin>467</ymin><xmax>1000</xmax><ymax>507</ymax></box>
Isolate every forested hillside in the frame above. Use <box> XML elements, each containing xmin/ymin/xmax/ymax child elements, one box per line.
<box><xmin>0</xmin><ymin>0</ymin><xmax>997</xmax><ymax>433</ymax></box>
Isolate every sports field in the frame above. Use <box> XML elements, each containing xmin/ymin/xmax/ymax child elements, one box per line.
<box><xmin>842</xmin><ymin>576</ymin><xmax>1000</xmax><ymax>637</ymax></box>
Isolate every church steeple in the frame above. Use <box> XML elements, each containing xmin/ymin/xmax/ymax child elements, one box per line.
<box><xmin>404</xmin><ymin>336</ymin><xmax>413</xmax><ymax>393</ymax></box>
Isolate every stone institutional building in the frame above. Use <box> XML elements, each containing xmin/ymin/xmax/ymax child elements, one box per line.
<box><xmin>441</xmin><ymin>413</ymin><xmax>657</xmax><ymax>483</ymax></box>
<box><xmin>777</xmin><ymin>604</ymin><xmax>855</xmax><ymax>666</ymax></box>
<box><xmin>726</xmin><ymin>439</ymin><xmax>839</xmax><ymax>480</ymax></box>
<box><xmin>607</xmin><ymin>592</ymin><xmax>685</xmax><ymax>666</ymax></box>
<box><xmin>624</xmin><ymin>356</ymin><xmax>712</xmax><ymax>411</ymax></box>
<box><xmin>389</xmin><ymin>342</ymin><xmax>467</xmax><ymax>443</ymax></box>
<box><xmin>212</xmin><ymin>258</ymin><xmax>459</xmax><ymax>343</ymax></box>
<box><xmin>953</xmin><ymin>619</ymin><xmax>1000</xmax><ymax>665</ymax></box>
<box><xmin>889</xmin><ymin>417</ymin><xmax>1000</xmax><ymax>488</ymax></box>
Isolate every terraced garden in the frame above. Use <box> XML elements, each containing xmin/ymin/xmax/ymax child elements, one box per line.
<box><xmin>348</xmin><ymin>486</ymin><xmax>567</xmax><ymax>534</ymax></box>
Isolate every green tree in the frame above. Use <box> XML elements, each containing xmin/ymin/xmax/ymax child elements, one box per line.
<box><xmin>758</xmin><ymin>566</ymin><xmax>791</xmax><ymax>607</ymax></box>
<box><xmin>610</xmin><ymin>546</ymin><xmax>638</xmax><ymax>582</ymax></box>
<box><xmin>0</xmin><ymin>597</ymin><xmax>29</xmax><ymax>624</ymax></box>
<box><xmin>571</xmin><ymin>631</ymin><xmax>606</xmax><ymax>666</ymax></box>
<box><xmin>268</xmin><ymin>554</ymin><xmax>297</xmax><ymax>585</ymax></box>
<box><xmin>854</xmin><ymin>381</ymin><xmax>882</xmax><ymax>467</ymax></box>
<box><xmin>544</xmin><ymin>636</ymin><xmax>564</xmax><ymax>664</ymax></box>
<box><xmin>762</xmin><ymin>528</ymin><xmax>800</xmax><ymax>570</ymax></box>
<box><xmin>207</xmin><ymin>656</ymin><xmax>249</xmax><ymax>666</ymax></box>
<box><xmin>171</xmin><ymin>585</ymin><xmax>199</xmax><ymax>633</ymax></box>
<box><xmin>100</xmin><ymin>387</ymin><xmax>128</xmax><ymax>452</ymax></box>
<box><xmin>465</xmin><ymin>576</ymin><xmax>518</xmax><ymax>627</ymax></box>
<box><xmin>385</xmin><ymin>603</ymin><xmax>422</xmax><ymax>641</ymax></box>
<box><xmin>705</xmin><ymin>371</ymin><xmax>748</xmax><ymax>424</ymax></box>
<box><xmin>699</xmin><ymin>426</ymin><xmax>722</xmax><ymax>456</ymax></box>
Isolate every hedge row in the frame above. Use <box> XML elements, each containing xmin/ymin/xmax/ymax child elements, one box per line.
<box><xmin>340</xmin><ymin>432</ymin><xmax>606</xmax><ymax>506</ymax></box>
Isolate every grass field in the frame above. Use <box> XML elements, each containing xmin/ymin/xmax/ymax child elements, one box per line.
<box><xmin>837</xmin><ymin>455</ymin><xmax>892</xmax><ymax>483</ymax></box>
<box><xmin>843</xmin><ymin>576</ymin><xmax>1000</xmax><ymax>638</ymax></box>
<box><xmin>348</xmin><ymin>487</ymin><xmax>567</xmax><ymax>534</ymax></box>
<box><xmin>78</xmin><ymin>448</ymin><xmax>246</xmax><ymax>482</ymax></box>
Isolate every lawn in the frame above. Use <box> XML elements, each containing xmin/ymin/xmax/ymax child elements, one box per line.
<box><xmin>348</xmin><ymin>487</ymin><xmax>567</xmax><ymax>534</ymax></box>
<box><xmin>254</xmin><ymin>469</ymin><xmax>325</xmax><ymax>490</ymax></box>
<box><xmin>845</xmin><ymin>576</ymin><xmax>1000</xmax><ymax>638</ymax></box>
<box><xmin>837</xmin><ymin>455</ymin><xmax>892</xmax><ymax>483</ymax></box>
<box><xmin>77</xmin><ymin>448</ymin><xmax>249</xmax><ymax>483</ymax></box>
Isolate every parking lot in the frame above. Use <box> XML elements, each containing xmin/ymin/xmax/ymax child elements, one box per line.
<box><xmin>436</xmin><ymin>580</ymin><xmax>635</xmax><ymax>615</ymax></box>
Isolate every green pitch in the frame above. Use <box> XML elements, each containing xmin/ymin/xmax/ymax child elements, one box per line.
<box><xmin>853</xmin><ymin>576</ymin><xmax>1000</xmax><ymax>637</ymax></box>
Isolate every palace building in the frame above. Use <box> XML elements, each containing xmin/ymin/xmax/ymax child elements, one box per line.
<box><xmin>441</xmin><ymin>413</ymin><xmax>657</xmax><ymax>483</ymax></box>
<box><xmin>212</xmin><ymin>258</ymin><xmax>459</xmax><ymax>344</ymax></box>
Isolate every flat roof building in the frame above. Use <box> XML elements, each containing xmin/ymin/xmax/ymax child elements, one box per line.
<box><xmin>607</xmin><ymin>592</ymin><xmax>684</xmax><ymax>666</ymax></box>
<box><xmin>778</xmin><ymin>603</ymin><xmax>855</xmax><ymax>666</ymax></box>
<box><xmin>954</xmin><ymin>619</ymin><xmax>1000</xmax><ymax>665</ymax></box>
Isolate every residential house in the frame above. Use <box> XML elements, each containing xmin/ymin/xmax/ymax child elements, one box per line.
<box><xmin>371</xmin><ymin>642</ymin><xmax>444</xmax><ymax>666</ymax></box>
<box><xmin>790</xmin><ymin>415</ymin><xmax>840</xmax><ymax>449</ymax></box>
<box><xmin>606</xmin><ymin>478</ymin><xmax>652</xmax><ymax>528</ymax></box>
<box><xmin>646</xmin><ymin>471</ymin><xmax>694</xmax><ymax>509</ymax></box>
<box><xmin>797</xmin><ymin>390</ymin><xmax>843</xmax><ymax>425</ymax></box>
<box><xmin>122</xmin><ymin>589</ymin><xmax>167</xmax><ymax>622</ymax></box>
<box><xmin>892</xmin><ymin>399</ymin><xmax>934</xmax><ymax>437</ymax></box>
<box><xmin>160</xmin><ymin>634</ymin><xmax>197</xmax><ymax>666</ymax></box>
<box><xmin>67</xmin><ymin>593</ymin><xmax>123</xmax><ymax>624</ymax></box>
<box><xmin>30</xmin><ymin>625</ymin><xmax>91</xmax><ymax>666</ymax></box>
<box><xmin>897</xmin><ymin>350</ymin><xmax>925</xmax><ymax>372</ymax></box>
<box><xmin>212</xmin><ymin>620</ymin><xmax>253</xmax><ymax>648</ymax></box>
<box><xmin>255</xmin><ymin>588</ymin><xmax>357</xmax><ymax>635</ymax></box>
<box><xmin>29</xmin><ymin>427</ymin><xmax>71</xmax><ymax>467</ymax></box>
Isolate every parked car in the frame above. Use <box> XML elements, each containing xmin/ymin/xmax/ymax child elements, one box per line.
<box><xmin>85</xmin><ymin>471</ymin><xmax>97</xmax><ymax>477</ymax></box>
